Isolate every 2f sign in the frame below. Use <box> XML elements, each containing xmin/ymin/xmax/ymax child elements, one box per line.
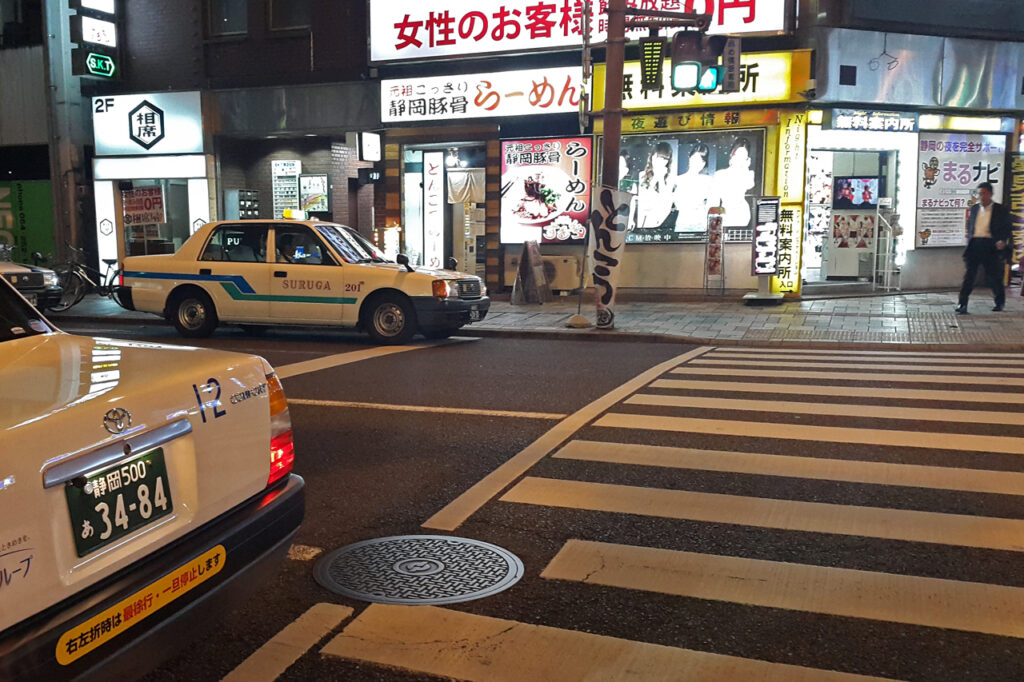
<box><xmin>94</xmin><ymin>98</ymin><xmax>115</xmax><ymax>113</ymax></box>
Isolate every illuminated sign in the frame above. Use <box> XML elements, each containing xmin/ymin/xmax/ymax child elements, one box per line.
<box><xmin>79</xmin><ymin>15</ymin><xmax>117</xmax><ymax>47</ymax></box>
<box><xmin>918</xmin><ymin>132</ymin><xmax>1006</xmax><ymax>209</ymax></box>
<box><xmin>1010</xmin><ymin>153</ymin><xmax>1024</xmax><ymax>264</ymax></box>
<box><xmin>369</xmin><ymin>0</ymin><xmax>789</xmax><ymax>63</ymax></box>
<box><xmin>93</xmin><ymin>92</ymin><xmax>202</xmax><ymax>156</ymax></box>
<box><xmin>501</xmin><ymin>137</ymin><xmax>591</xmax><ymax>245</ymax></box>
<box><xmin>382</xmin><ymin>67</ymin><xmax>582</xmax><ymax>122</ymax></box>
<box><xmin>79</xmin><ymin>0</ymin><xmax>116</xmax><ymax>13</ymax></box>
<box><xmin>86</xmin><ymin>52</ymin><xmax>116</xmax><ymax>77</ymax></box>
<box><xmin>594</xmin><ymin>50</ymin><xmax>808</xmax><ymax>112</ymax></box>
<box><xmin>771</xmin><ymin>205</ymin><xmax>802</xmax><ymax>296</ymax></box>
<box><xmin>752</xmin><ymin>197</ymin><xmax>780</xmax><ymax>275</ymax></box>
<box><xmin>360</xmin><ymin>132</ymin><xmax>381</xmax><ymax>162</ymax></box>
<box><xmin>777</xmin><ymin>111</ymin><xmax>807</xmax><ymax>204</ymax></box>
<box><xmin>828</xmin><ymin>109</ymin><xmax>918</xmax><ymax>132</ymax></box>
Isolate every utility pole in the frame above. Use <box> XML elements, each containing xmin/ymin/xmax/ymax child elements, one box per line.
<box><xmin>600</xmin><ymin>0</ymin><xmax>627</xmax><ymax>191</ymax></box>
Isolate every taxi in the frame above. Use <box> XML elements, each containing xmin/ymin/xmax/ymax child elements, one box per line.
<box><xmin>0</xmin><ymin>259</ymin><xmax>62</xmax><ymax>310</ymax></box>
<box><xmin>0</xmin><ymin>278</ymin><xmax>304</xmax><ymax>680</ymax></box>
<box><xmin>120</xmin><ymin>219</ymin><xmax>490</xmax><ymax>343</ymax></box>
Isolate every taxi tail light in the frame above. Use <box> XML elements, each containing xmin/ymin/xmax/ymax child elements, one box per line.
<box><xmin>267</xmin><ymin>373</ymin><xmax>294</xmax><ymax>487</ymax></box>
<box><xmin>119</xmin><ymin>272</ymin><xmax>124</xmax><ymax>287</ymax></box>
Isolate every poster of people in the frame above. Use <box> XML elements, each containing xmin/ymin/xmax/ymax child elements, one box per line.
<box><xmin>617</xmin><ymin>129</ymin><xmax>765</xmax><ymax>244</ymax></box>
<box><xmin>832</xmin><ymin>213</ymin><xmax>876</xmax><ymax>250</ymax></box>
<box><xmin>501</xmin><ymin>137</ymin><xmax>592</xmax><ymax>244</ymax></box>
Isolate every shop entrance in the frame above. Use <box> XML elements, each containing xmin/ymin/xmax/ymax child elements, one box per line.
<box><xmin>402</xmin><ymin>143</ymin><xmax>486</xmax><ymax>276</ymax></box>
<box><xmin>119</xmin><ymin>179</ymin><xmax>192</xmax><ymax>256</ymax></box>
<box><xmin>803</xmin><ymin>149</ymin><xmax>896</xmax><ymax>285</ymax></box>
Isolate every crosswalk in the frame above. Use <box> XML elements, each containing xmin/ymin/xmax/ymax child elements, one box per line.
<box><xmin>322</xmin><ymin>346</ymin><xmax>1024</xmax><ymax>680</ymax></box>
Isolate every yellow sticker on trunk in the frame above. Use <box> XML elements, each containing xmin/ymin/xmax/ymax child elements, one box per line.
<box><xmin>56</xmin><ymin>545</ymin><xmax>226</xmax><ymax>666</ymax></box>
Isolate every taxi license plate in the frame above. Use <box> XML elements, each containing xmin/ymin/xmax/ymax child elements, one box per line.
<box><xmin>469</xmin><ymin>307</ymin><xmax>481</xmax><ymax>321</ymax></box>
<box><xmin>65</xmin><ymin>449</ymin><xmax>174</xmax><ymax>557</ymax></box>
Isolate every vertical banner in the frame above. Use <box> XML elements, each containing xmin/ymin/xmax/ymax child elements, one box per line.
<box><xmin>590</xmin><ymin>187</ymin><xmax>630</xmax><ymax>329</ymax></box>
<box><xmin>771</xmin><ymin>205</ymin><xmax>803</xmax><ymax>296</ymax></box>
<box><xmin>423</xmin><ymin>151</ymin><xmax>445</xmax><ymax>269</ymax></box>
<box><xmin>777</xmin><ymin>112</ymin><xmax>807</xmax><ymax>205</ymax></box>
<box><xmin>1010</xmin><ymin>153</ymin><xmax>1024</xmax><ymax>265</ymax></box>
<box><xmin>752</xmin><ymin>197</ymin><xmax>781</xmax><ymax>275</ymax></box>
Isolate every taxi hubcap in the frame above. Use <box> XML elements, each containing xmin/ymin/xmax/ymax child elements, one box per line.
<box><xmin>180</xmin><ymin>300</ymin><xmax>206</xmax><ymax>329</ymax></box>
<box><xmin>373</xmin><ymin>303</ymin><xmax>405</xmax><ymax>337</ymax></box>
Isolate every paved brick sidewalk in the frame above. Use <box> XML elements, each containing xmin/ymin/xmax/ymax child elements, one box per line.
<box><xmin>47</xmin><ymin>290</ymin><xmax>1024</xmax><ymax>349</ymax></box>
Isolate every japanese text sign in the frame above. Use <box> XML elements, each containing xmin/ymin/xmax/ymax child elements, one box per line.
<box><xmin>752</xmin><ymin>197</ymin><xmax>780</xmax><ymax>275</ymax></box>
<box><xmin>382</xmin><ymin>67</ymin><xmax>583</xmax><ymax>122</ymax></box>
<box><xmin>92</xmin><ymin>92</ymin><xmax>202</xmax><ymax>157</ymax></box>
<box><xmin>770</xmin><ymin>205</ymin><xmax>802</xmax><ymax>296</ymax></box>
<box><xmin>501</xmin><ymin>137</ymin><xmax>592</xmax><ymax>244</ymax></box>
<box><xmin>918</xmin><ymin>133</ymin><xmax>1006</xmax><ymax>209</ymax></box>
<box><xmin>594</xmin><ymin>50</ymin><xmax>806</xmax><ymax>111</ymax></box>
<box><xmin>1009</xmin><ymin>153</ymin><xmax>1024</xmax><ymax>264</ymax></box>
<box><xmin>828</xmin><ymin>109</ymin><xmax>918</xmax><ymax>132</ymax></box>
<box><xmin>423</xmin><ymin>151</ymin><xmax>445</xmax><ymax>269</ymax></box>
<box><xmin>777</xmin><ymin>111</ymin><xmax>806</xmax><ymax>204</ymax></box>
<box><xmin>370</xmin><ymin>0</ymin><xmax>788</xmax><ymax>63</ymax></box>
<box><xmin>122</xmin><ymin>187</ymin><xmax>165</xmax><ymax>225</ymax></box>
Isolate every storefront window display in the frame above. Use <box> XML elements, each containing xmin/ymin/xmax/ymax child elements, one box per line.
<box><xmin>616</xmin><ymin>129</ymin><xmax>765</xmax><ymax>244</ymax></box>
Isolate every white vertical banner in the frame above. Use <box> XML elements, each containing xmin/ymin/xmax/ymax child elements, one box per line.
<box><xmin>188</xmin><ymin>178</ymin><xmax>210</xmax><ymax>235</ymax></box>
<box><xmin>94</xmin><ymin>180</ymin><xmax>118</xmax><ymax>266</ymax></box>
<box><xmin>590</xmin><ymin>186</ymin><xmax>631</xmax><ymax>329</ymax></box>
<box><xmin>423</xmin><ymin>152</ymin><xmax>445</xmax><ymax>270</ymax></box>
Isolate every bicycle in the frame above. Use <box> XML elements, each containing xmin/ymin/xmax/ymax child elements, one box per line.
<box><xmin>47</xmin><ymin>244</ymin><xmax>125</xmax><ymax>312</ymax></box>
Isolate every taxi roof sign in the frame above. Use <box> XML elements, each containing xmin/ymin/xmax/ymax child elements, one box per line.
<box><xmin>282</xmin><ymin>209</ymin><xmax>307</xmax><ymax>221</ymax></box>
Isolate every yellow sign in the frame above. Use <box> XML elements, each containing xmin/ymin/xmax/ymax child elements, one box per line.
<box><xmin>596</xmin><ymin>109</ymin><xmax>780</xmax><ymax>135</ymax></box>
<box><xmin>778</xmin><ymin>111</ymin><xmax>808</xmax><ymax>204</ymax></box>
<box><xmin>594</xmin><ymin>50</ymin><xmax>810</xmax><ymax>112</ymax></box>
<box><xmin>771</xmin><ymin>205</ymin><xmax>803</xmax><ymax>297</ymax></box>
<box><xmin>57</xmin><ymin>545</ymin><xmax>227</xmax><ymax>665</ymax></box>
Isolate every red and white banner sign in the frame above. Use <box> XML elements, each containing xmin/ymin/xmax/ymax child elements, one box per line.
<box><xmin>370</xmin><ymin>0</ymin><xmax>788</xmax><ymax>63</ymax></box>
<box><xmin>122</xmin><ymin>187</ymin><xmax>165</xmax><ymax>225</ymax></box>
<box><xmin>382</xmin><ymin>67</ymin><xmax>583</xmax><ymax>123</ymax></box>
<box><xmin>423</xmin><ymin>152</ymin><xmax>445</xmax><ymax>269</ymax></box>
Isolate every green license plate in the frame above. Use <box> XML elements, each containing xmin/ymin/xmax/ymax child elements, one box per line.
<box><xmin>65</xmin><ymin>448</ymin><xmax>174</xmax><ymax>557</ymax></box>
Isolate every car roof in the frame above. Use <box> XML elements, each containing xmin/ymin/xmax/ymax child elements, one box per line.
<box><xmin>209</xmin><ymin>220</ymin><xmax>352</xmax><ymax>230</ymax></box>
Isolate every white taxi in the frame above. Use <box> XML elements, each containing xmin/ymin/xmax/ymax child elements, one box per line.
<box><xmin>120</xmin><ymin>220</ymin><xmax>490</xmax><ymax>343</ymax></box>
<box><xmin>0</xmin><ymin>278</ymin><xmax>304</xmax><ymax>679</ymax></box>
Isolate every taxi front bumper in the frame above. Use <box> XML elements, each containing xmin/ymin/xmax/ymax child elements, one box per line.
<box><xmin>412</xmin><ymin>296</ymin><xmax>490</xmax><ymax>329</ymax></box>
<box><xmin>0</xmin><ymin>474</ymin><xmax>304</xmax><ymax>682</ymax></box>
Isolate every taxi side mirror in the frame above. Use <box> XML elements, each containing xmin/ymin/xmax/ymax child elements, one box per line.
<box><xmin>446</xmin><ymin>257</ymin><xmax>458</xmax><ymax>270</ymax></box>
<box><xmin>32</xmin><ymin>251</ymin><xmax>43</xmax><ymax>266</ymax></box>
<box><xmin>396</xmin><ymin>253</ymin><xmax>414</xmax><ymax>273</ymax></box>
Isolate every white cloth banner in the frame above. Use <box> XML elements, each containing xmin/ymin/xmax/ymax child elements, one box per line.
<box><xmin>447</xmin><ymin>169</ymin><xmax>486</xmax><ymax>204</ymax></box>
<box><xmin>590</xmin><ymin>186</ymin><xmax>631</xmax><ymax>329</ymax></box>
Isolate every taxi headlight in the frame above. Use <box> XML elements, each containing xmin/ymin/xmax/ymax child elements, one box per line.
<box><xmin>43</xmin><ymin>271</ymin><xmax>59</xmax><ymax>287</ymax></box>
<box><xmin>431</xmin><ymin>280</ymin><xmax>459</xmax><ymax>299</ymax></box>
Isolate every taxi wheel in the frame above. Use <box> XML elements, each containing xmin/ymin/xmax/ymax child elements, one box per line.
<box><xmin>364</xmin><ymin>294</ymin><xmax>416</xmax><ymax>345</ymax></box>
<box><xmin>171</xmin><ymin>290</ymin><xmax>218</xmax><ymax>338</ymax></box>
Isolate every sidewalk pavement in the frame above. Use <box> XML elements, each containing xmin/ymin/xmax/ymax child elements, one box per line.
<box><xmin>46</xmin><ymin>289</ymin><xmax>1024</xmax><ymax>350</ymax></box>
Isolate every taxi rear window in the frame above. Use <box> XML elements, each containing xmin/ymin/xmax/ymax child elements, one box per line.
<box><xmin>202</xmin><ymin>225</ymin><xmax>268</xmax><ymax>262</ymax></box>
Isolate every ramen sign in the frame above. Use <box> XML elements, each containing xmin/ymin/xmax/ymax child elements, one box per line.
<box><xmin>500</xmin><ymin>137</ymin><xmax>592</xmax><ymax>245</ymax></box>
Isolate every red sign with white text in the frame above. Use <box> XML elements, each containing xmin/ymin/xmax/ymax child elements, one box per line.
<box><xmin>370</xmin><ymin>0</ymin><xmax>788</xmax><ymax>63</ymax></box>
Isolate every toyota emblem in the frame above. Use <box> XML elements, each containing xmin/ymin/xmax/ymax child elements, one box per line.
<box><xmin>103</xmin><ymin>408</ymin><xmax>132</xmax><ymax>434</ymax></box>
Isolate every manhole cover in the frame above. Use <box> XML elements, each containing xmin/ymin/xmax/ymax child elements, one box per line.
<box><xmin>314</xmin><ymin>535</ymin><xmax>524</xmax><ymax>605</ymax></box>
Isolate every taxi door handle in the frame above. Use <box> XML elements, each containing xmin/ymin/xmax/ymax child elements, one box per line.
<box><xmin>274</xmin><ymin>271</ymin><xmax>287</xmax><ymax>278</ymax></box>
<box><xmin>199</xmin><ymin>268</ymin><xmax>211</xmax><ymax>275</ymax></box>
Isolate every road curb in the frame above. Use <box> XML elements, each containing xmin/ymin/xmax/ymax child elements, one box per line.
<box><xmin>51</xmin><ymin>314</ymin><xmax>1024</xmax><ymax>352</ymax></box>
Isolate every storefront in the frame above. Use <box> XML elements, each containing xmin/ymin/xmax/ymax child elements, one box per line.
<box><xmin>802</xmin><ymin>109</ymin><xmax>1016</xmax><ymax>291</ymax></box>
<box><xmin>590</xmin><ymin>49</ymin><xmax>812</xmax><ymax>295</ymax></box>
<box><xmin>380</xmin><ymin>65</ymin><xmax>585</xmax><ymax>289</ymax></box>
<box><xmin>91</xmin><ymin>91</ymin><xmax>212</xmax><ymax>266</ymax></box>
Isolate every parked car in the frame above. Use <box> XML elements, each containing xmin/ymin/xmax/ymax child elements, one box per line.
<box><xmin>0</xmin><ymin>277</ymin><xmax>304</xmax><ymax>681</ymax></box>
<box><xmin>120</xmin><ymin>219</ymin><xmax>489</xmax><ymax>343</ymax></box>
<box><xmin>0</xmin><ymin>259</ymin><xmax>62</xmax><ymax>310</ymax></box>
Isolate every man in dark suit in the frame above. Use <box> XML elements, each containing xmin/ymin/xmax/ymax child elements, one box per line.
<box><xmin>956</xmin><ymin>181</ymin><xmax>1012</xmax><ymax>313</ymax></box>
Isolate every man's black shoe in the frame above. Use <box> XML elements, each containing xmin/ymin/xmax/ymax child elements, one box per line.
<box><xmin>955</xmin><ymin>305</ymin><xmax>969</xmax><ymax>314</ymax></box>
<box><xmin>993</xmin><ymin>304</ymin><xmax>1004</xmax><ymax>312</ymax></box>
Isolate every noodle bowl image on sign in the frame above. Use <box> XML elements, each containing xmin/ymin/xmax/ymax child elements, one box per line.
<box><xmin>501</xmin><ymin>138</ymin><xmax>592</xmax><ymax>245</ymax></box>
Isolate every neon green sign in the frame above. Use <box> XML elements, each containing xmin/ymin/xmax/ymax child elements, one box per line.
<box><xmin>86</xmin><ymin>52</ymin><xmax>116</xmax><ymax>78</ymax></box>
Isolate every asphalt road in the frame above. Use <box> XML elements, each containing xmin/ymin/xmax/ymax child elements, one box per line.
<box><xmin>57</xmin><ymin>322</ymin><xmax>1024</xmax><ymax>681</ymax></box>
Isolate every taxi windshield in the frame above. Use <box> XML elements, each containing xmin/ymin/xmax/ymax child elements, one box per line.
<box><xmin>0</xmin><ymin>283</ymin><xmax>54</xmax><ymax>342</ymax></box>
<box><xmin>315</xmin><ymin>225</ymin><xmax>388</xmax><ymax>264</ymax></box>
